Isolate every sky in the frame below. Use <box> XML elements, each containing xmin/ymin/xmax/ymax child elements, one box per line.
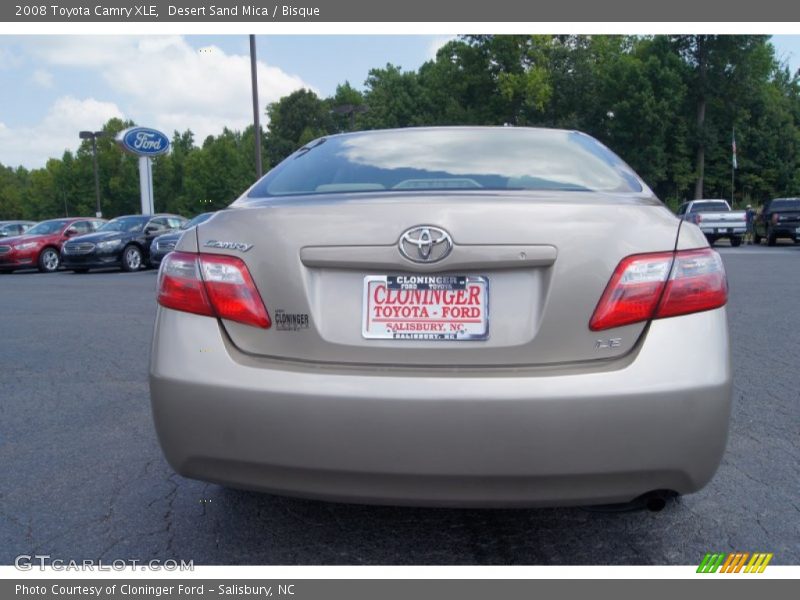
<box><xmin>1</xmin><ymin>34</ymin><xmax>798</xmax><ymax>169</ymax></box>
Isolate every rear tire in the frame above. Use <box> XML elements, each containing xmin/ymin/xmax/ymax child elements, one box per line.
<box><xmin>730</xmin><ymin>236</ymin><xmax>742</xmax><ymax>247</ymax></box>
<box><xmin>705</xmin><ymin>235</ymin><xmax>716</xmax><ymax>247</ymax></box>
<box><xmin>767</xmin><ymin>228</ymin><xmax>777</xmax><ymax>246</ymax></box>
<box><xmin>121</xmin><ymin>245</ymin><xmax>143</xmax><ymax>272</ymax></box>
<box><xmin>37</xmin><ymin>247</ymin><xmax>60</xmax><ymax>273</ymax></box>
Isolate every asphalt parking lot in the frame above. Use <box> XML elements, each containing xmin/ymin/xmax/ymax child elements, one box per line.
<box><xmin>1</xmin><ymin>244</ymin><xmax>798</xmax><ymax>566</ymax></box>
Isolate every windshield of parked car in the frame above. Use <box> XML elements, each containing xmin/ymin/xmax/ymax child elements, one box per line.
<box><xmin>771</xmin><ymin>199</ymin><xmax>800</xmax><ymax>210</ymax></box>
<box><xmin>244</xmin><ymin>128</ymin><xmax>644</xmax><ymax>200</ymax></box>
<box><xmin>99</xmin><ymin>216</ymin><xmax>149</xmax><ymax>233</ymax></box>
<box><xmin>690</xmin><ymin>201</ymin><xmax>730</xmax><ymax>212</ymax></box>
<box><xmin>26</xmin><ymin>219</ymin><xmax>71</xmax><ymax>235</ymax></box>
<box><xmin>181</xmin><ymin>212</ymin><xmax>213</xmax><ymax>229</ymax></box>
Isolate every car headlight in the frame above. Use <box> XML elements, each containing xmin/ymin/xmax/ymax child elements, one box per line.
<box><xmin>14</xmin><ymin>242</ymin><xmax>37</xmax><ymax>250</ymax></box>
<box><xmin>97</xmin><ymin>239</ymin><xmax>122</xmax><ymax>250</ymax></box>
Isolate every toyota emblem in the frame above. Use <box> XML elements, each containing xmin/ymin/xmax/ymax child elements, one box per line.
<box><xmin>398</xmin><ymin>226</ymin><xmax>453</xmax><ymax>263</ymax></box>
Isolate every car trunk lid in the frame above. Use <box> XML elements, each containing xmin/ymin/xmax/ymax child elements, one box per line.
<box><xmin>196</xmin><ymin>192</ymin><xmax>681</xmax><ymax>367</ymax></box>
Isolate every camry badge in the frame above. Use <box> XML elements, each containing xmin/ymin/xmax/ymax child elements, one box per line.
<box><xmin>204</xmin><ymin>240</ymin><xmax>253</xmax><ymax>252</ymax></box>
<box><xmin>399</xmin><ymin>226</ymin><xmax>453</xmax><ymax>263</ymax></box>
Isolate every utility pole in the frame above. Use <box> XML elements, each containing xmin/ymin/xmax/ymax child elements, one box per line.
<box><xmin>331</xmin><ymin>104</ymin><xmax>369</xmax><ymax>132</ymax></box>
<box><xmin>79</xmin><ymin>130</ymin><xmax>105</xmax><ymax>217</ymax></box>
<box><xmin>249</xmin><ymin>34</ymin><xmax>263</xmax><ymax>179</ymax></box>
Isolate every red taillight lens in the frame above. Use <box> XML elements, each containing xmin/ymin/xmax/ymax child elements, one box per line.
<box><xmin>589</xmin><ymin>248</ymin><xmax>727</xmax><ymax>331</ymax></box>
<box><xmin>157</xmin><ymin>252</ymin><xmax>213</xmax><ymax>317</ymax></box>
<box><xmin>157</xmin><ymin>251</ymin><xmax>271</xmax><ymax>329</ymax></box>
<box><xmin>655</xmin><ymin>249</ymin><xmax>728</xmax><ymax>319</ymax></box>
<box><xmin>589</xmin><ymin>252</ymin><xmax>674</xmax><ymax>331</ymax></box>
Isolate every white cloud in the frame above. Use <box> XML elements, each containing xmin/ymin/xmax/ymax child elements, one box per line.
<box><xmin>0</xmin><ymin>96</ymin><xmax>124</xmax><ymax>168</ymax></box>
<box><xmin>29</xmin><ymin>36</ymin><xmax>311</xmax><ymax>144</ymax></box>
<box><xmin>428</xmin><ymin>35</ymin><xmax>457</xmax><ymax>59</ymax></box>
<box><xmin>31</xmin><ymin>69</ymin><xmax>54</xmax><ymax>88</ymax></box>
<box><xmin>0</xmin><ymin>46</ymin><xmax>23</xmax><ymax>69</ymax></box>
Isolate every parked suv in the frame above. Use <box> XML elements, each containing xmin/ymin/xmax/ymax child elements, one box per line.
<box><xmin>0</xmin><ymin>221</ymin><xmax>36</xmax><ymax>238</ymax></box>
<box><xmin>61</xmin><ymin>214</ymin><xmax>187</xmax><ymax>272</ymax></box>
<box><xmin>0</xmin><ymin>217</ymin><xmax>105</xmax><ymax>273</ymax></box>
<box><xmin>753</xmin><ymin>198</ymin><xmax>800</xmax><ymax>245</ymax></box>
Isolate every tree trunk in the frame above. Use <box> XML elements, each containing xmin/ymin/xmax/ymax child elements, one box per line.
<box><xmin>694</xmin><ymin>96</ymin><xmax>706</xmax><ymax>199</ymax></box>
<box><xmin>693</xmin><ymin>36</ymin><xmax>708</xmax><ymax>200</ymax></box>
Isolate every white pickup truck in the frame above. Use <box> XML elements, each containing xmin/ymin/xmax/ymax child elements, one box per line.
<box><xmin>676</xmin><ymin>199</ymin><xmax>747</xmax><ymax>247</ymax></box>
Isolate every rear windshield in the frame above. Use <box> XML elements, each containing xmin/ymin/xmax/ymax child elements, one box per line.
<box><xmin>771</xmin><ymin>199</ymin><xmax>800</xmax><ymax>210</ymax></box>
<box><xmin>245</xmin><ymin>128</ymin><xmax>643</xmax><ymax>199</ymax></box>
<box><xmin>690</xmin><ymin>201</ymin><xmax>730</xmax><ymax>213</ymax></box>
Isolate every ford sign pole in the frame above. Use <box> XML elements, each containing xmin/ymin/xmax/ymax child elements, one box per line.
<box><xmin>139</xmin><ymin>155</ymin><xmax>154</xmax><ymax>214</ymax></box>
<box><xmin>116</xmin><ymin>127</ymin><xmax>170</xmax><ymax>215</ymax></box>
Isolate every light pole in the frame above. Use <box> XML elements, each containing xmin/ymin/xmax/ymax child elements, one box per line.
<box><xmin>79</xmin><ymin>130</ymin><xmax>105</xmax><ymax>217</ymax></box>
<box><xmin>332</xmin><ymin>104</ymin><xmax>369</xmax><ymax>132</ymax></box>
<box><xmin>249</xmin><ymin>34</ymin><xmax>263</xmax><ymax>179</ymax></box>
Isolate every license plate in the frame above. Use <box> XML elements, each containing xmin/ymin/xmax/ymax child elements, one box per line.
<box><xmin>362</xmin><ymin>275</ymin><xmax>489</xmax><ymax>340</ymax></box>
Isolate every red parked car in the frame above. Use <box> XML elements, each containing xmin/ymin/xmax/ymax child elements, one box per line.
<box><xmin>0</xmin><ymin>217</ymin><xmax>106</xmax><ymax>273</ymax></box>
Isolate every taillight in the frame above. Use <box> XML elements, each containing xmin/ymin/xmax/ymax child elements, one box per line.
<box><xmin>589</xmin><ymin>248</ymin><xmax>727</xmax><ymax>331</ymax></box>
<box><xmin>157</xmin><ymin>251</ymin><xmax>271</xmax><ymax>328</ymax></box>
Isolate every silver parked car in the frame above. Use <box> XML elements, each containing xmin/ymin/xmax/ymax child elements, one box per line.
<box><xmin>150</xmin><ymin>127</ymin><xmax>731</xmax><ymax>508</ymax></box>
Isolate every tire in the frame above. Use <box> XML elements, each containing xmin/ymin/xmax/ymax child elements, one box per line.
<box><xmin>730</xmin><ymin>236</ymin><xmax>742</xmax><ymax>247</ymax></box>
<box><xmin>753</xmin><ymin>230</ymin><xmax>761</xmax><ymax>245</ymax></box>
<box><xmin>767</xmin><ymin>228</ymin><xmax>777</xmax><ymax>246</ymax></box>
<box><xmin>121</xmin><ymin>245</ymin><xmax>143</xmax><ymax>272</ymax></box>
<box><xmin>37</xmin><ymin>247</ymin><xmax>60</xmax><ymax>273</ymax></box>
<box><xmin>705</xmin><ymin>235</ymin><xmax>716</xmax><ymax>247</ymax></box>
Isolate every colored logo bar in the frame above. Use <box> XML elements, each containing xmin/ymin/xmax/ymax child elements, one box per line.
<box><xmin>697</xmin><ymin>552</ymin><xmax>773</xmax><ymax>573</ymax></box>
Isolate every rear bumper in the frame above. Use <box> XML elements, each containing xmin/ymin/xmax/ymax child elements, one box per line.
<box><xmin>770</xmin><ymin>225</ymin><xmax>799</xmax><ymax>238</ymax></box>
<box><xmin>149</xmin><ymin>308</ymin><xmax>732</xmax><ymax>507</ymax></box>
<box><xmin>700</xmin><ymin>226</ymin><xmax>745</xmax><ymax>236</ymax></box>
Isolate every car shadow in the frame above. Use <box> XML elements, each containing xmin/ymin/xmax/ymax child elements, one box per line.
<box><xmin>165</xmin><ymin>482</ymin><xmax>689</xmax><ymax>565</ymax></box>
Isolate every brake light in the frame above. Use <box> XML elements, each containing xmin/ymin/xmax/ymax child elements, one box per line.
<box><xmin>589</xmin><ymin>248</ymin><xmax>727</xmax><ymax>331</ymax></box>
<box><xmin>157</xmin><ymin>251</ymin><xmax>271</xmax><ymax>328</ymax></box>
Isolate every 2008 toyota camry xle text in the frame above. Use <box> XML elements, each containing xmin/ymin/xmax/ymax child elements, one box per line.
<box><xmin>149</xmin><ymin>127</ymin><xmax>732</xmax><ymax>508</ymax></box>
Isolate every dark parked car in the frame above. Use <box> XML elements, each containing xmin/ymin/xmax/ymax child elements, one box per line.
<box><xmin>0</xmin><ymin>217</ymin><xmax>105</xmax><ymax>273</ymax></box>
<box><xmin>149</xmin><ymin>212</ymin><xmax>215</xmax><ymax>268</ymax></box>
<box><xmin>61</xmin><ymin>214</ymin><xmax>187</xmax><ymax>272</ymax></box>
<box><xmin>0</xmin><ymin>221</ymin><xmax>36</xmax><ymax>238</ymax></box>
<box><xmin>753</xmin><ymin>198</ymin><xmax>800</xmax><ymax>245</ymax></box>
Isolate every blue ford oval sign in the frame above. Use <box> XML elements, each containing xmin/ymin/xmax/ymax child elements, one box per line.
<box><xmin>117</xmin><ymin>127</ymin><xmax>170</xmax><ymax>157</ymax></box>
